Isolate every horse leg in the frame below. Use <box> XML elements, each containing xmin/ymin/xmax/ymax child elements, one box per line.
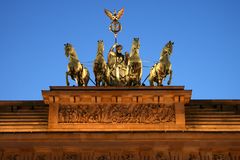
<box><xmin>97</xmin><ymin>74</ymin><xmax>102</xmax><ymax>86</ymax></box>
<box><xmin>101</xmin><ymin>79</ymin><xmax>104</xmax><ymax>86</ymax></box>
<box><xmin>104</xmin><ymin>75</ymin><xmax>109</xmax><ymax>86</ymax></box>
<box><xmin>83</xmin><ymin>70</ymin><xmax>89</xmax><ymax>86</ymax></box>
<box><xmin>75</xmin><ymin>76</ymin><xmax>79</xmax><ymax>87</ymax></box>
<box><xmin>133</xmin><ymin>79</ymin><xmax>138</xmax><ymax>86</ymax></box>
<box><xmin>99</xmin><ymin>76</ymin><xmax>102</xmax><ymax>86</ymax></box>
<box><xmin>79</xmin><ymin>78</ymin><xmax>84</xmax><ymax>86</ymax></box>
<box><xmin>136</xmin><ymin>76</ymin><xmax>141</xmax><ymax>86</ymax></box>
<box><xmin>77</xmin><ymin>78</ymin><xmax>81</xmax><ymax>86</ymax></box>
<box><xmin>158</xmin><ymin>77</ymin><xmax>163</xmax><ymax>86</ymax></box>
<box><xmin>149</xmin><ymin>77</ymin><xmax>154</xmax><ymax>86</ymax></box>
<box><xmin>66</xmin><ymin>72</ymin><xmax>70</xmax><ymax>86</ymax></box>
<box><xmin>167</xmin><ymin>70</ymin><xmax>172</xmax><ymax>85</ymax></box>
<box><xmin>101</xmin><ymin>76</ymin><xmax>106</xmax><ymax>86</ymax></box>
<box><xmin>97</xmin><ymin>80</ymin><xmax>100</xmax><ymax>86</ymax></box>
<box><xmin>76</xmin><ymin>72</ymin><xmax>82</xmax><ymax>86</ymax></box>
<box><xmin>150</xmin><ymin>81</ymin><xmax>154</xmax><ymax>86</ymax></box>
<box><xmin>137</xmin><ymin>79</ymin><xmax>141</xmax><ymax>86</ymax></box>
<box><xmin>95</xmin><ymin>78</ymin><xmax>99</xmax><ymax>86</ymax></box>
<box><xmin>93</xmin><ymin>73</ymin><xmax>97</xmax><ymax>85</ymax></box>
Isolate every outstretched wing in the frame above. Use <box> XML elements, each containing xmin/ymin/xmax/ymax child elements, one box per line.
<box><xmin>104</xmin><ymin>9</ymin><xmax>114</xmax><ymax>20</ymax></box>
<box><xmin>116</xmin><ymin>8</ymin><xmax>124</xmax><ymax>20</ymax></box>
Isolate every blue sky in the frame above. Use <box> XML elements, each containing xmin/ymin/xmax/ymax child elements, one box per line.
<box><xmin>0</xmin><ymin>0</ymin><xmax>240</xmax><ymax>100</ymax></box>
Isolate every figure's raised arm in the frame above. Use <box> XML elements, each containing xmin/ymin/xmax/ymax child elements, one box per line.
<box><xmin>109</xmin><ymin>43</ymin><xmax>117</xmax><ymax>52</ymax></box>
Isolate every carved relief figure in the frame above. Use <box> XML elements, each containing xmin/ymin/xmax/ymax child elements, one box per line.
<box><xmin>120</xmin><ymin>152</ymin><xmax>136</xmax><ymax>160</ymax></box>
<box><xmin>213</xmin><ymin>153</ymin><xmax>226</xmax><ymax>160</ymax></box>
<box><xmin>95</xmin><ymin>155</ymin><xmax>110</xmax><ymax>160</ymax></box>
<box><xmin>64</xmin><ymin>43</ymin><xmax>90</xmax><ymax>86</ymax></box>
<box><xmin>63</xmin><ymin>153</ymin><xmax>78</xmax><ymax>160</ymax></box>
<box><xmin>188</xmin><ymin>153</ymin><xmax>200</xmax><ymax>160</ymax></box>
<box><xmin>34</xmin><ymin>154</ymin><xmax>47</xmax><ymax>160</ymax></box>
<box><xmin>149</xmin><ymin>41</ymin><xmax>174</xmax><ymax>86</ymax></box>
<box><xmin>5</xmin><ymin>154</ymin><xmax>19</xmax><ymax>160</ymax></box>
<box><xmin>155</xmin><ymin>152</ymin><xmax>168</xmax><ymax>160</ymax></box>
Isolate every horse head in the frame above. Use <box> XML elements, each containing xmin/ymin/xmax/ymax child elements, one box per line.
<box><xmin>162</xmin><ymin>41</ymin><xmax>174</xmax><ymax>56</ymax></box>
<box><xmin>97</xmin><ymin>40</ymin><xmax>104</xmax><ymax>55</ymax></box>
<box><xmin>64</xmin><ymin>43</ymin><xmax>73</xmax><ymax>58</ymax></box>
<box><xmin>132</xmin><ymin>38</ymin><xmax>140</xmax><ymax>50</ymax></box>
<box><xmin>130</xmin><ymin>38</ymin><xmax>140</xmax><ymax>58</ymax></box>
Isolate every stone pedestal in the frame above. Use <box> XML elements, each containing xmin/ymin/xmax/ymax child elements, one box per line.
<box><xmin>2</xmin><ymin>86</ymin><xmax>240</xmax><ymax>159</ymax></box>
<box><xmin>42</xmin><ymin>86</ymin><xmax>192</xmax><ymax>131</ymax></box>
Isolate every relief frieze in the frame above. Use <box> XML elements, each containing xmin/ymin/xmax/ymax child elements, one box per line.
<box><xmin>58</xmin><ymin>104</ymin><xmax>175</xmax><ymax>124</ymax></box>
<box><xmin>0</xmin><ymin>150</ymin><xmax>237</xmax><ymax>160</ymax></box>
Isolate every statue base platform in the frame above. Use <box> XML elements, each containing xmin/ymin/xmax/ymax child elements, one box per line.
<box><xmin>2</xmin><ymin>86</ymin><xmax>240</xmax><ymax>158</ymax></box>
<box><xmin>42</xmin><ymin>86</ymin><xmax>192</xmax><ymax>131</ymax></box>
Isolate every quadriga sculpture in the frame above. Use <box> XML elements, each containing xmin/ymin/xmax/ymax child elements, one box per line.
<box><xmin>93</xmin><ymin>40</ymin><xmax>109</xmax><ymax>86</ymax></box>
<box><xmin>149</xmin><ymin>41</ymin><xmax>174</xmax><ymax>86</ymax></box>
<box><xmin>128</xmin><ymin>38</ymin><xmax>142</xmax><ymax>86</ymax></box>
<box><xmin>64</xmin><ymin>43</ymin><xmax>89</xmax><ymax>86</ymax></box>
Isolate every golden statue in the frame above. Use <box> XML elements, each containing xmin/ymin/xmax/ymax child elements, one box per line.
<box><xmin>63</xmin><ymin>8</ymin><xmax>175</xmax><ymax>87</ymax></box>
<box><xmin>93</xmin><ymin>40</ymin><xmax>109</xmax><ymax>86</ymax></box>
<box><xmin>63</xmin><ymin>8</ymin><xmax>174</xmax><ymax>87</ymax></box>
<box><xmin>107</xmin><ymin>43</ymin><xmax>129</xmax><ymax>86</ymax></box>
<box><xmin>149</xmin><ymin>41</ymin><xmax>174</xmax><ymax>86</ymax></box>
<box><xmin>64</xmin><ymin>43</ymin><xmax>90</xmax><ymax>86</ymax></box>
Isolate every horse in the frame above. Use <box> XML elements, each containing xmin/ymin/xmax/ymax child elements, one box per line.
<box><xmin>149</xmin><ymin>41</ymin><xmax>174</xmax><ymax>86</ymax></box>
<box><xmin>128</xmin><ymin>38</ymin><xmax>142</xmax><ymax>86</ymax></box>
<box><xmin>64</xmin><ymin>43</ymin><xmax>89</xmax><ymax>86</ymax></box>
<box><xmin>93</xmin><ymin>40</ymin><xmax>109</xmax><ymax>86</ymax></box>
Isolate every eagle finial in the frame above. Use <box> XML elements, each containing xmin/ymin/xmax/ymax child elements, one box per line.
<box><xmin>104</xmin><ymin>8</ymin><xmax>124</xmax><ymax>21</ymax></box>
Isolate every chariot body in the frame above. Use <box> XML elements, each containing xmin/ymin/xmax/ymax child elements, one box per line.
<box><xmin>93</xmin><ymin>38</ymin><xmax>142</xmax><ymax>87</ymax></box>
